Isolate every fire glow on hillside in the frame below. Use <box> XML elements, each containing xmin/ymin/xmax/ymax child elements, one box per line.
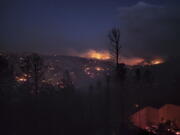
<box><xmin>80</xmin><ymin>49</ymin><xmax>165</xmax><ymax>66</ymax></box>
<box><xmin>80</xmin><ymin>50</ymin><xmax>111</xmax><ymax>60</ymax></box>
<box><xmin>120</xmin><ymin>57</ymin><xmax>144</xmax><ymax>66</ymax></box>
<box><xmin>151</xmin><ymin>58</ymin><xmax>165</xmax><ymax>65</ymax></box>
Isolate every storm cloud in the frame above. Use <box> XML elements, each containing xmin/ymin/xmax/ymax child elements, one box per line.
<box><xmin>118</xmin><ymin>2</ymin><xmax>180</xmax><ymax>59</ymax></box>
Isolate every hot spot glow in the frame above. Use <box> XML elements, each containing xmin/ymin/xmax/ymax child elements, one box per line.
<box><xmin>16</xmin><ymin>74</ymin><xmax>29</xmax><ymax>82</ymax></box>
<box><xmin>120</xmin><ymin>57</ymin><xmax>165</xmax><ymax>66</ymax></box>
<box><xmin>77</xmin><ymin>49</ymin><xmax>165</xmax><ymax>66</ymax></box>
<box><xmin>121</xmin><ymin>57</ymin><xmax>145</xmax><ymax>66</ymax></box>
<box><xmin>151</xmin><ymin>58</ymin><xmax>165</xmax><ymax>65</ymax></box>
<box><xmin>95</xmin><ymin>66</ymin><xmax>104</xmax><ymax>71</ymax></box>
<box><xmin>81</xmin><ymin>50</ymin><xmax>111</xmax><ymax>60</ymax></box>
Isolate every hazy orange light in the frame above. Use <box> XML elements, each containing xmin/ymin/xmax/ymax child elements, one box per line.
<box><xmin>16</xmin><ymin>74</ymin><xmax>30</xmax><ymax>83</ymax></box>
<box><xmin>151</xmin><ymin>58</ymin><xmax>164</xmax><ymax>65</ymax></box>
<box><xmin>79</xmin><ymin>49</ymin><xmax>165</xmax><ymax>66</ymax></box>
<box><xmin>121</xmin><ymin>57</ymin><xmax>145</xmax><ymax>66</ymax></box>
<box><xmin>81</xmin><ymin>50</ymin><xmax>111</xmax><ymax>60</ymax></box>
<box><xmin>16</xmin><ymin>76</ymin><xmax>27</xmax><ymax>82</ymax></box>
<box><xmin>95</xmin><ymin>66</ymin><xmax>104</xmax><ymax>71</ymax></box>
<box><xmin>120</xmin><ymin>57</ymin><xmax>165</xmax><ymax>66</ymax></box>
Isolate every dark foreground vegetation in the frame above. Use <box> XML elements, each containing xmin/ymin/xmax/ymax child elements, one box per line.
<box><xmin>0</xmin><ymin>52</ymin><xmax>179</xmax><ymax>135</ymax></box>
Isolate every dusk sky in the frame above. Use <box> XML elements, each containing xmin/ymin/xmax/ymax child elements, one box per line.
<box><xmin>1</xmin><ymin>0</ymin><xmax>180</xmax><ymax>58</ymax></box>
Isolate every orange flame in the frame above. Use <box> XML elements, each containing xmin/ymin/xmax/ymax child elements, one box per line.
<box><xmin>16</xmin><ymin>74</ymin><xmax>29</xmax><ymax>82</ymax></box>
<box><xmin>80</xmin><ymin>50</ymin><xmax>145</xmax><ymax>65</ymax></box>
<box><xmin>151</xmin><ymin>58</ymin><xmax>164</xmax><ymax>65</ymax></box>
<box><xmin>80</xmin><ymin>50</ymin><xmax>111</xmax><ymax>60</ymax></box>
<box><xmin>77</xmin><ymin>49</ymin><xmax>165</xmax><ymax>66</ymax></box>
<box><xmin>95</xmin><ymin>66</ymin><xmax>104</xmax><ymax>71</ymax></box>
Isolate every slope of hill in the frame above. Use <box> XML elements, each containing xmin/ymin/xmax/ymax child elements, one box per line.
<box><xmin>43</xmin><ymin>55</ymin><xmax>113</xmax><ymax>87</ymax></box>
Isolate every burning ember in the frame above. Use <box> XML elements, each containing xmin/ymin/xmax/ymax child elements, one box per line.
<box><xmin>142</xmin><ymin>58</ymin><xmax>165</xmax><ymax>66</ymax></box>
<box><xmin>16</xmin><ymin>74</ymin><xmax>29</xmax><ymax>82</ymax></box>
<box><xmin>151</xmin><ymin>58</ymin><xmax>165</xmax><ymax>65</ymax></box>
<box><xmin>83</xmin><ymin>66</ymin><xmax>95</xmax><ymax>78</ymax></box>
<box><xmin>95</xmin><ymin>66</ymin><xmax>104</xmax><ymax>71</ymax></box>
<box><xmin>80</xmin><ymin>50</ymin><xmax>111</xmax><ymax>60</ymax></box>
<box><xmin>83</xmin><ymin>64</ymin><xmax>105</xmax><ymax>78</ymax></box>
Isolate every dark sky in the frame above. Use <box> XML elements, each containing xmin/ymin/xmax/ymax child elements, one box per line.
<box><xmin>1</xmin><ymin>0</ymin><xmax>180</xmax><ymax>58</ymax></box>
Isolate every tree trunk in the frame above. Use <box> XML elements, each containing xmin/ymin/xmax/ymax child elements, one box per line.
<box><xmin>116</xmin><ymin>44</ymin><xmax>119</xmax><ymax>69</ymax></box>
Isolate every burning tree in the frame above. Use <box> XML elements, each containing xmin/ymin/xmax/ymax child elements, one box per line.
<box><xmin>108</xmin><ymin>28</ymin><xmax>121</xmax><ymax>69</ymax></box>
<box><xmin>20</xmin><ymin>53</ymin><xmax>44</xmax><ymax>95</ymax></box>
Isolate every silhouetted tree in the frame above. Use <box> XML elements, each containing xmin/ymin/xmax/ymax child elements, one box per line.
<box><xmin>135</xmin><ymin>68</ymin><xmax>141</xmax><ymax>81</ymax></box>
<box><xmin>143</xmin><ymin>69</ymin><xmax>153</xmax><ymax>84</ymax></box>
<box><xmin>0</xmin><ymin>54</ymin><xmax>15</xmax><ymax>94</ymax></box>
<box><xmin>117</xmin><ymin>63</ymin><xmax>127</xmax><ymax>82</ymax></box>
<box><xmin>0</xmin><ymin>55</ymin><xmax>8</xmax><ymax>72</ymax></box>
<box><xmin>0</xmin><ymin>55</ymin><xmax>9</xmax><ymax>81</ymax></box>
<box><xmin>108</xmin><ymin>28</ymin><xmax>121</xmax><ymax>69</ymax></box>
<box><xmin>88</xmin><ymin>84</ymin><xmax>94</xmax><ymax>128</ymax></box>
<box><xmin>62</xmin><ymin>70</ymin><xmax>74</xmax><ymax>90</ymax></box>
<box><xmin>20</xmin><ymin>53</ymin><xmax>44</xmax><ymax>95</ymax></box>
<box><xmin>105</xmin><ymin>73</ymin><xmax>110</xmax><ymax>90</ymax></box>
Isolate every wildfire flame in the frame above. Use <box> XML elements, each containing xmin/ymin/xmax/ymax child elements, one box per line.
<box><xmin>151</xmin><ymin>58</ymin><xmax>164</xmax><ymax>65</ymax></box>
<box><xmin>77</xmin><ymin>49</ymin><xmax>165</xmax><ymax>66</ymax></box>
<box><xmin>80</xmin><ymin>49</ymin><xmax>145</xmax><ymax>66</ymax></box>
<box><xmin>16</xmin><ymin>74</ymin><xmax>29</xmax><ymax>82</ymax></box>
<box><xmin>95</xmin><ymin>66</ymin><xmax>104</xmax><ymax>71</ymax></box>
<box><xmin>80</xmin><ymin>50</ymin><xmax>111</xmax><ymax>60</ymax></box>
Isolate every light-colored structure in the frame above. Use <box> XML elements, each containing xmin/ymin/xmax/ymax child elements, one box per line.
<box><xmin>131</xmin><ymin>107</ymin><xmax>159</xmax><ymax>129</ymax></box>
<box><xmin>159</xmin><ymin>104</ymin><xmax>180</xmax><ymax>128</ymax></box>
<box><xmin>131</xmin><ymin>104</ymin><xmax>180</xmax><ymax>129</ymax></box>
